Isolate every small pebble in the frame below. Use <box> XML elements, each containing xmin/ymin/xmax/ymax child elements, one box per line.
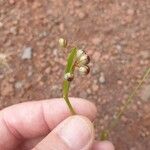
<box><xmin>77</xmin><ymin>11</ymin><xmax>85</xmax><ymax>19</ymax></box>
<box><xmin>116</xmin><ymin>44</ymin><xmax>122</xmax><ymax>51</ymax></box>
<box><xmin>21</xmin><ymin>47</ymin><xmax>33</xmax><ymax>60</ymax></box>
<box><xmin>117</xmin><ymin>80</ymin><xmax>123</xmax><ymax>85</ymax></box>
<box><xmin>38</xmin><ymin>31</ymin><xmax>48</xmax><ymax>38</ymax></box>
<box><xmin>0</xmin><ymin>22</ymin><xmax>3</xmax><ymax>28</ymax></box>
<box><xmin>0</xmin><ymin>53</ymin><xmax>7</xmax><ymax>66</ymax></box>
<box><xmin>15</xmin><ymin>81</ymin><xmax>23</xmax><ymax>89</ymax></box>
<box><xmin>74</xmin><ymin>1</ymin><xmax>82</xmax><ymax>7</ymax></box>
<box><xmin>127</xmin><ymin>9</ymin><xmax>135</xmax><ymax>16</ymax></box>
<box><xmin>9</xmin><ymin>0</ymin><xmax>15</xmax><ymax>5</ymax></box>
<box><xmin>59</xmin><ymin>23</ymin><xmax>65</xmax><ymax>32</ymax></box>
<box><xmin>92</xmin><ymin>37</ymin><xmax>101</xmax><ymax>45</ymax></box>
<box><xmin>140</xmin><ymin>85</ymin><xmax>150</xmax><ymax>101</ymax></box>
<box><xmin>99</xmin><ymin>72</ymin><xmax>106</xmax><ymax>84</ymax></box>
<box><xmin>92</xmin><ymin>51</ymin><xmax>101</xmax><ymax>61</ymax></box>
<box><xmin>9</xmin><ymin>26</ymin><xmax>18</xmax><ymax>35</ymax></box>
<box><xmin>92</xmin><ymin>83</ymin><xmax>99</xmax><ymax>92</ymax></box>
<box><xmin>140</xmin><ymin>51</ymin><xmax>150</xmax><ymax>59</ymax></box>
<box><xmin>1</xmin><ymin>80</ymin><xmax>14</xmax><ymax>96</ymax></box>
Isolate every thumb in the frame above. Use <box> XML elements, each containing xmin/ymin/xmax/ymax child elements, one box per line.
<box><xmin>33</xmin><ymin>115</ymin><xmax>94</xmax><ymax>150</ymax></box>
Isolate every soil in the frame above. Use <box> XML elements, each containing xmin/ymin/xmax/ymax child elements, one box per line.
<box><xmin>0</xmin><ymin>0</ymin><xmax>150</xmax><ymax>149</ymax></box>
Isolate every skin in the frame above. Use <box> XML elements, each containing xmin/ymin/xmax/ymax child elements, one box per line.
<box><xmin>0</xmin><ymin>98</ymin><xmax>115</xmax><ymax>150</ymax></box>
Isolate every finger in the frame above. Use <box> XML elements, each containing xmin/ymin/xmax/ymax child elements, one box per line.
<box><xmin>92</xmin><ymin>141</ymin><xmax>115</xmax><ymax>150</ymax></box>
<box><xmin>33</xmin><ymin>115</ymin><xmax>94</xmax><ymax>150</ymax></box>
<box><xmin>0</xmin><ymin>98</ymin><xmax>96</xmax><ymax>150</ymax></box>
<box><xmin>21</xmin><ymin>139</ymin><xmax>115</xmax><ymax>150</ymax></box>
<box><xmin>20</xmin><ymin>136</ymin><xmax>44</xmax><ymax>150</ymax></box>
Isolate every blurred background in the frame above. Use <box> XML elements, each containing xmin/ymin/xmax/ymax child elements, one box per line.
<box><xmin>0</xmin><ymin>0</ymin><xmax>150</xmax><ymax>149</ymax></box>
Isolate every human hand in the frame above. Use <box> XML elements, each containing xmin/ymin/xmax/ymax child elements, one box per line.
<box><xmin>0</xmin><ymin>98</ymin><xmax>114</xmax><ymax>150</ymax></box>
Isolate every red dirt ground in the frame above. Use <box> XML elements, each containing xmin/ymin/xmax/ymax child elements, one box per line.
<box><xmin>0</xmin><ymin>0</ymin><xmax>150</xmax><ymax>149</ymax></box>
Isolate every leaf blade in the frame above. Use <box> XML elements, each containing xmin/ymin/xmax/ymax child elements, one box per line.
<box><xmin>63</xmin><ymin>47</ymin><xmax>77</xmax><ymax>97</ymax></box>
<box><xmin>65</xmin><ymin>47</ymin><xmax>77</xmax><ymax>73</ymax></box>
<box><xmin>62</xmin><ymin>47</ymin><xmax>77</xmax><ymax>115</ymax></box>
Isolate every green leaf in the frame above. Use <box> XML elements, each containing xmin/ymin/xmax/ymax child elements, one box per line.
<box><xmin>63</xmin><ymin>47</ymin><xmax>77</xmax><ymax>97</ymax></box>
<box><xmin>65</xmin><ymin>47</ymin><xmax>77</xmax><ymax>73</ymax></box>
<box><xmin>62</xmin><ymin>47</ymin><xmax>77</xmax><ymax>115</ymax></box>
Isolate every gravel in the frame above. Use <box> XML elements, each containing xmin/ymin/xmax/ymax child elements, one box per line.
<box><xmin>99</xmin><ymin>72</ymin><xmax>106</xmax><ymax>84</ymax></box>
<box><xmin>140</xmin><ymin>84</ymin><xmax>150</xmax><ymax>101</ymax></box>
<box><xmin>21</xmin><ymin>47</ymin><xmax>33</xmax><ymax>60</ymax></box>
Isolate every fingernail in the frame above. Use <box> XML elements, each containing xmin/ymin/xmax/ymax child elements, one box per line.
<box><xmin>93</xmin><ymin>141</ymin><xmax>115</xmax><ymax>150</ymax></box>
<box><xmin>55</xmin><ymin>116</ymin><xmax>94</xmax><ymax>150</ymax></box>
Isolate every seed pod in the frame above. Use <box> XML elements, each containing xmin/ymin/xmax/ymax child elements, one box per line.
<box><xmin>64</xmin><ymin>73</ymin><xmax>74</xmax><ymax>81</ymax></box>
<box><xmin>78</xmin><ymin>54</ymin><xmax>90</xmax><ymax>66</ymax></box>
<box><xmin>59</xmin><ymin>38</ymin><xmax>67</xmax><ymax>48</ymax></box>
<box><xmin>79</xmin><ymin>66</ymin><xmax>90</xmax><ymax>75</ymax></box>
<box><xmin>76</xmin><ymin>49</ymin><xmax>85</xmax><ymax>59</ymax></box>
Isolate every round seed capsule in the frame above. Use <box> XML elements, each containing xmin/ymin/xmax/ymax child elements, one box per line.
<box><xmin>59</xmin><ymin>38</ymin><xmax>67</xmax><ymax>48</ymax></box>
<box><xmin>78</xmin><ymin>54</ymin><xmax>90</xmax><ymax>66</ymax></box>
<box><xmin>64</xmin><ymin>73</ymin><xmax>74</xmax><ymax>81</ymax></box>
<box><xmin>76</xmin><ymin>49</ymin><xmax>85</xmax><ymax>59</ymax></box>
<box><xmin>79</xmin><ymin>66</ymin><xmax>90</xmax><ymax>75</ymax></box>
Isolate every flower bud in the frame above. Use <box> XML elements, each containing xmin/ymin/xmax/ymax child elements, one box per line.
<box><xmin>59</xmin><ymin>38</ymin><xmax>67</xmax><ymax>48</ymax></box>
<box><xmin>79</xmin><ymin>66</ymin><xmax>90</xmax><ymax>75</ymax></box>
<box><xmin>64</xmin><ymin>73</ymin><xmax>74</xmax><ymax>81</ymax></box>
<box><xmin>76</xmin><ymin>49</ymin><xmax>85</xmax><ymax>59</ymax></box>
<box><xmin>78</xmin><ymin>54</ymin><xmax>90</xmax><ymax>65</ymax></box>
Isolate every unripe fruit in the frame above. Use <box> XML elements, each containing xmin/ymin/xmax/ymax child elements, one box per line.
<box><xmin>78</xmin><ymin>54</ymin><xmax>90</xmax><ymax>66</ymax></box>
<box><xmin>79</xmin><ymin>66</ymin><xmax>90</xmax><ymax>75</ymax></box>
<box><xmin>76</xmin><ymin>49</ymin><xmax>85</xmax><ymax>59</ymax></box>
<box><xmin>59</xmin><ymin>38</ymin><xmax>67</xmax><ymax>48</ymax></box>
<box><xmin>64</xmin><ymin>73</ymin><xmax>74</xmax><ymax>81</ymax></box>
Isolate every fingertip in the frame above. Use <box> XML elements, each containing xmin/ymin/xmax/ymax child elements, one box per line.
<box><xmin>70</xmin><ymin>97</ymin><xmax>97</xmax><ymax>120</ymax></box>
<box><xmin>54</xmin><ymin>115</ymin><xmax>95</xmax><ymax>148</ymax></box>
<box><xmin>93</xmin><ymin>141</ymin><xmax>115</xmax><ymax>150</ymax></box>
<box><xmin>34</xmin><ymin>115</ymin><xmax>95</xmax><ymax>150</ymax></box>
<box><xmin>42</xmin><ymin>98</ymin><xmax>97</xmax><ymax>127</ymax></box>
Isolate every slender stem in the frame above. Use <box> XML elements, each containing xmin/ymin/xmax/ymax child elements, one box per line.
<box><xmin>63</xmin><ymin>63</ymin><xmax>77</xmax><ymax>115</ymax></box>
<box><xmin>64</xmin><ymin>96</ymin><xmax>76</xmax><ymax>115</ymax></box>
<box><xmin>115</xmin><ymin>67</ymin><xmax>150</xmax><ymax>119</ymax></box>
<box><xmin>100</xmin><ymin>67</ymin><xmax>150</xmax><ymax>140</ymax></box>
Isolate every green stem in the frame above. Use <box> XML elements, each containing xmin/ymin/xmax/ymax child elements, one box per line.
<box><xmin>62</xmin><ymin>48</ymin><xmax>77</xmax><ymax>115</ymax></box>
<box><xmin>100</xmin><ymin>67</ymin><xmax>150</xmax><ymax>140</ymax></box>
<box><xmin>115</xmin><ymin>67</ymin><xmax>150</xmax><ymax>119</ymax></box>
<box><xmin>64</xmin><ymin>96</ymin><xmax>76</xmax><ymax>115</ymax></box>
<box><xmin>63</xmin><ymin>62</ymin><xmax>77</xmax><ymax>115</ymax></box>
